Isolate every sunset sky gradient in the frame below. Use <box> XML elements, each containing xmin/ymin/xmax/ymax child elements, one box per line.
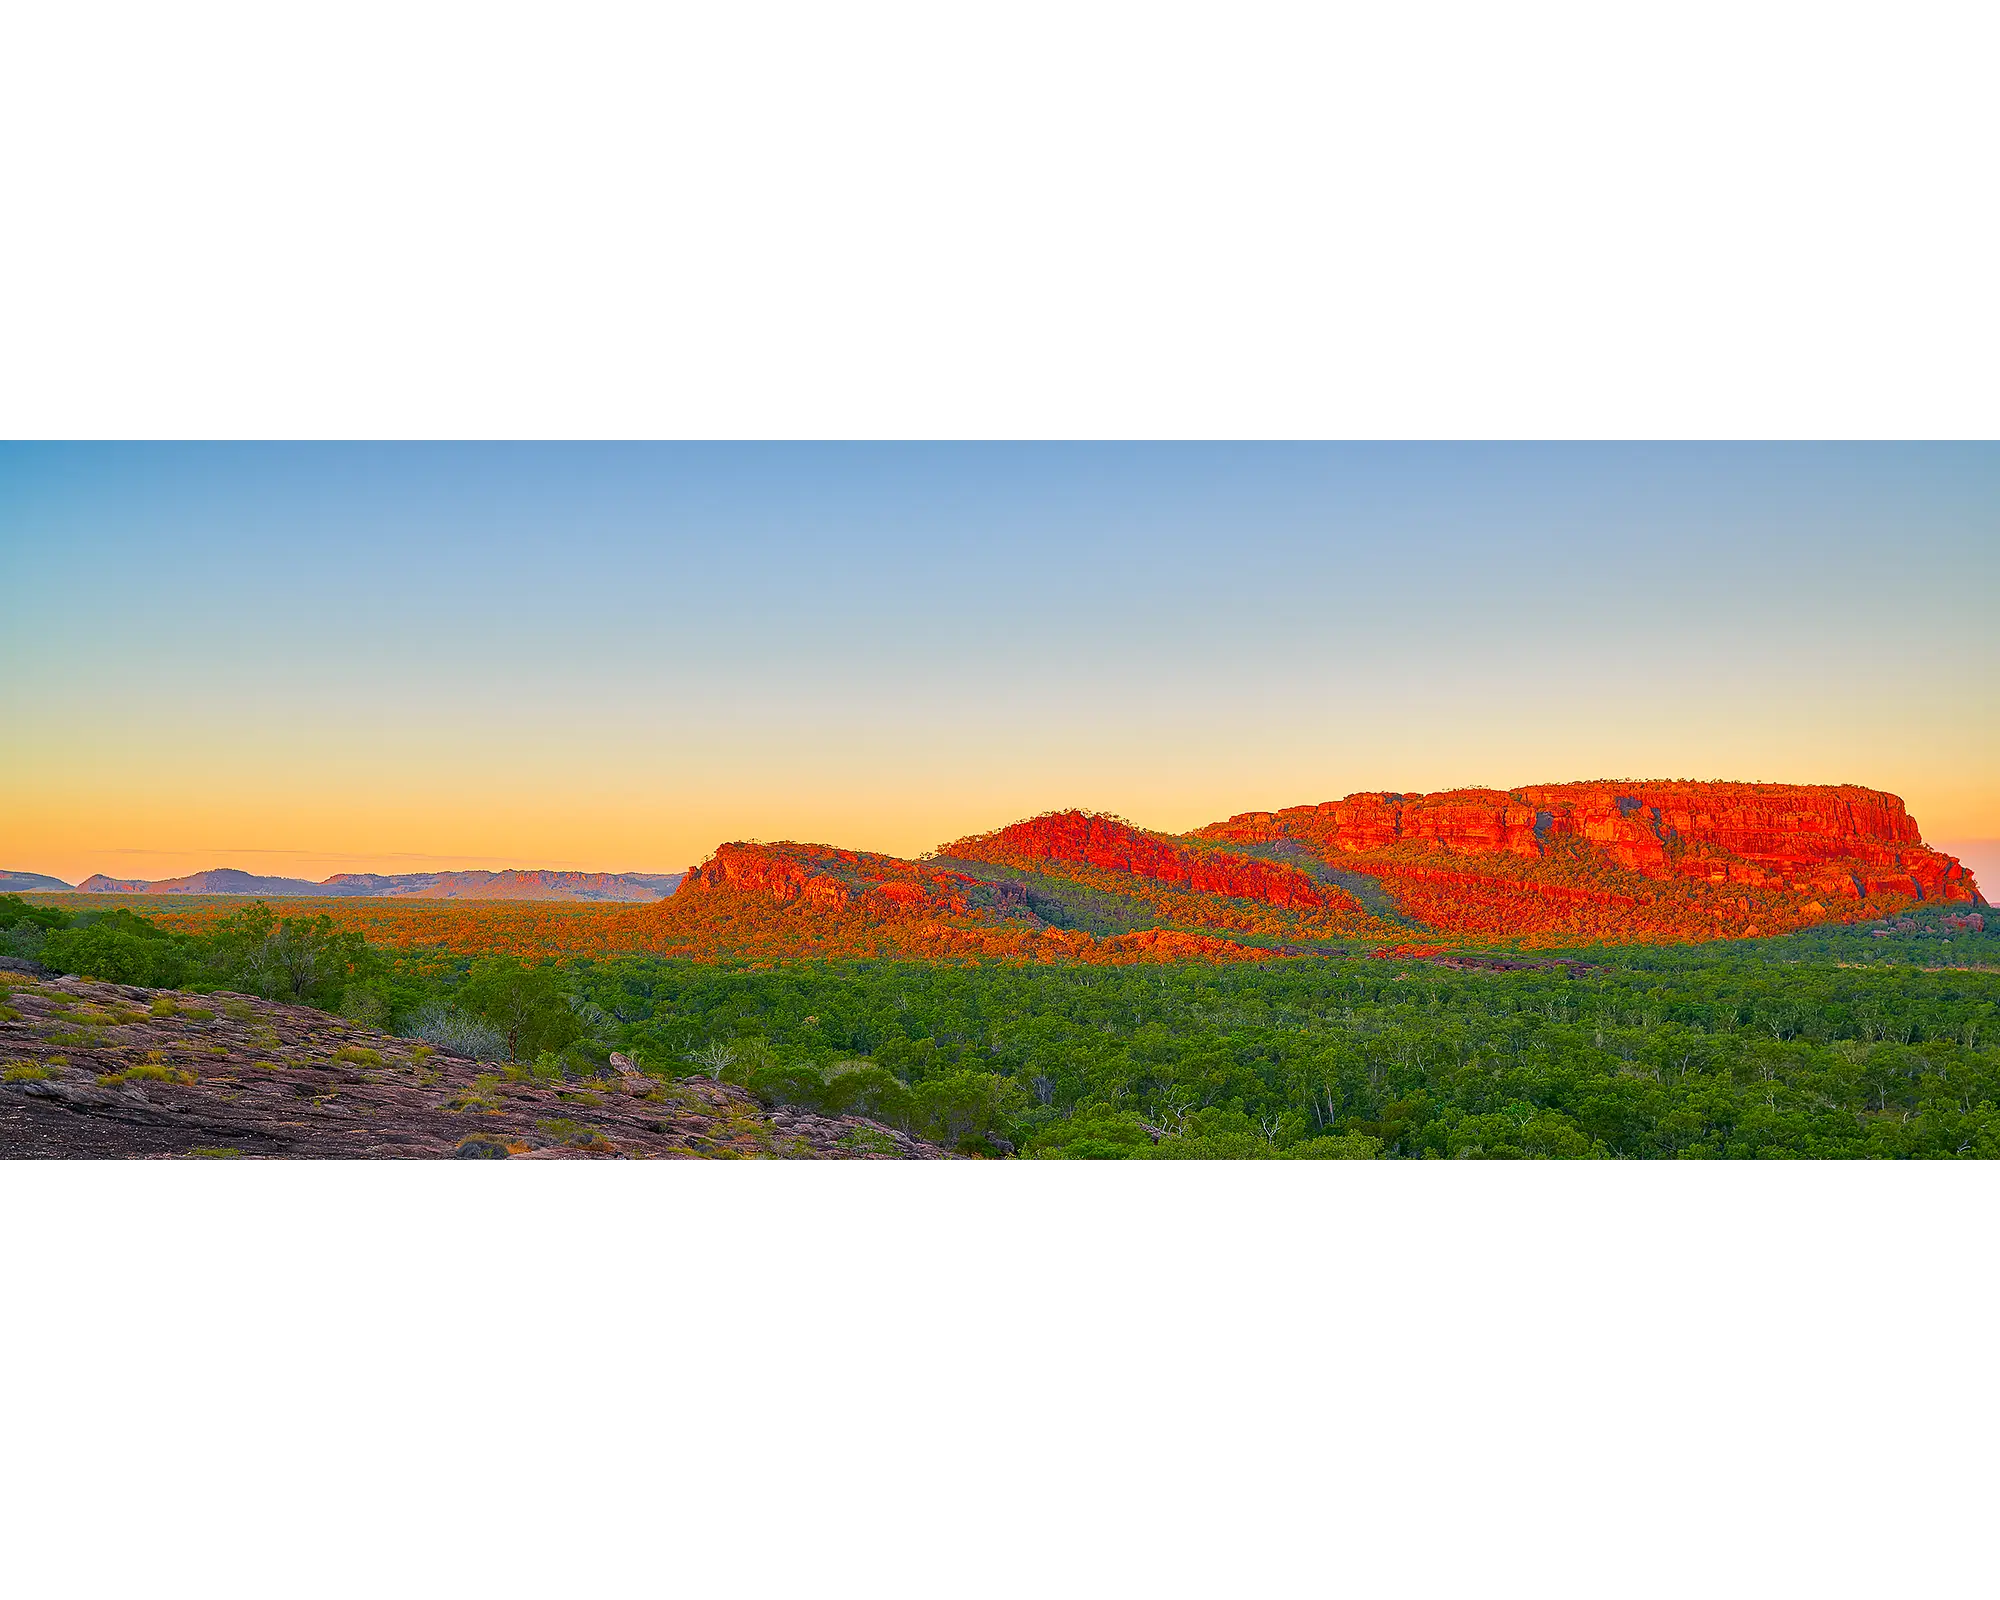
<box><xmin>3</xmin><ymin>443</ymin><xmax>1995</xmax><ymax>888</ymax></box>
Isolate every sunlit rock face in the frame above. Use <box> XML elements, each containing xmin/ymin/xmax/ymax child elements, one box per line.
<box><xmin>654</xmin><ymin>784</ymin><xmax>1982</xmax><ymax>957</ymax></box>
<box><xmin>1190</xmin><ymin>781</ymin><xmax>1981</xmax><ymax>944</ymax></box>
<box><xmin>939</xmin><ymin>810</ymin><xmax>1352</xmax><ymax>913</ymax></box>
<box><xmin>662</xmin><ymin>837</ymin><xmax>1293</xmax><ymax>963</ymax></box>
<box><xmin>679</xmin><ymin>841</ymin><xmax>981</xmax><ymax>918</ymax></box>
<box><xmin>1519</xmin><ymin>782</ymin><xmax>1968</xmax><ymax>900</ymax></box>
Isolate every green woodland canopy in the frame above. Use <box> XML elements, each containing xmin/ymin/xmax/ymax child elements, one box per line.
<box><xmin>5</xmin><ymin>894</ymin><xmax>1996</xmax><ymax>1158</ymax></box>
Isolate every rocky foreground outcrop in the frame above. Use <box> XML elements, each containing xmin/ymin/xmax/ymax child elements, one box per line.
<box><xmin>0</xmin><ymin>973</ymin><xmax>948</xmax><ymax>1160</ymax></box>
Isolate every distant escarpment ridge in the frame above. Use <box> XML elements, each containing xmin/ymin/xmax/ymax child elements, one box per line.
<box><xmin>642</xmin><ymin>781</ymin><xmax>1985</xmax><ymax>962</ymax></box>
<box><xmin>0</xmin><ymin>870</ymin><xmax>75</xmax><ymax>894</ymax></box>
<box><xmin>14</xmin><ymin>868</ymin><xmax>685</xmax><ymax>902</ymax></box>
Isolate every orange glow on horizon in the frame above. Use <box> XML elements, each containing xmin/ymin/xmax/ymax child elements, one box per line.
<box><xmin>6</xmin><ymin>768</ymin><xmax>1994</xmax><ymax>889</ymax></box>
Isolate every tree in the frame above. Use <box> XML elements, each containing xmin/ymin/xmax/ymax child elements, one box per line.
<box><xmin>41</xmin><ymin>910</ymin><xmax>193</xmax><ymax>988</ymax></box>
<box><xmin>457</xmin><ymin>957</ymin><xmax>583</xmax><ymax>1062</ymax></box>
<box><xmin>910</xmin><ymin>1071</ymin><xmax>1025</xmax><ymax>1151</ymax></box>
<box><xmin>203</xmin><ymin>903</ymin><xmax>377</xmax><ymax>1008</ymax></box>
<box><xmin>685</xmin><ymin>1041</ymin><xmax>737</xmax><ymax>1080</ymax></box>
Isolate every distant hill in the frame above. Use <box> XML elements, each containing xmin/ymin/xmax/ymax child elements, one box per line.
<box><xmin>318</xmin><ymin>869</ymin><xmax>685</xmax><ymax>901</ymax></box>
<box><xmin>65</xmin><ymin>868</ymin><xmax>684</xmax><ymax>902</ymax></box>
<box><xmin>0</xmin><ymin>870</ymin><xmax>75</xmax><ymax>893</ymax></box>
<box><xmin>77</xmin><ymin>869</ymin><xmax>327</xmax><ymax>896</ymax></box>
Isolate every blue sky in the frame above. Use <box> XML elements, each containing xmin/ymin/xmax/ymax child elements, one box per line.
<box><xmin>2</xmin><ymin>443</ymin><xmax>1994</xmax><ymax>880</ymax></box>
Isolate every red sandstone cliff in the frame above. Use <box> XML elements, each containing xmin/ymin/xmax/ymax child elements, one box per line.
<box><xmin>681</xmin><ymin>841</ymin><xmax>981</xmax><ymax>918</ymax></box>
<box><xmin>657</xmin><ymin>839</ymin><xmax>1287</xmax><ymax>962</ymax></box>
<box><xmin>1190</xmin><ymin>781</ymin><xmax>1980</xmax><ymax>944</ymax></box>
<box><xmin>939</xmin><ymin>811</ymin><xmax>1349</xmax><ymax>913</ymax></box>
<box><xmin>1195</xmin><ymin>782</ymin><xmax>1979</xmax><ymax>906</ymax></box>
<box><xmin>656</xmin><ymin>783</ymin><xmax>1981</xmax><ymax>958</ymax></box>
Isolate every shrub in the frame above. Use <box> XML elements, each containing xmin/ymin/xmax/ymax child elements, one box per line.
<box><xmin>99</xmin><ymin>1062</ymin><xmax>197</xmax><ymax>1088</ymax></box>
<box><xmin>1139</xmin><ymin>1131</ymin><xmax>1275</xmax><ymax>1159</ymax></box>
<box><xmin>1278</xmin><ymin>1133</ymin><xmax>1383</xmax><ymax>1159</ymax></box>
<box><xmin>337</xmin><ymin>987</ymin><xmax>390</xmax><ymax>1027</ymax></box>
<box><xmin>1024</xmin><ymin>1108</ymin><xmax>1157</xmax><ymax>1159</ymax></box>
<box><xmin>909</xmin><ymin>1071</ymin><xmax>1025</xmax><ymax>1148</ymax></box>
<box><xmin>3</xmin><ymin>1062</ymin><xmax>54</xmax><ymax>1082</ymax></box>
<box><xmin>1442</xmin><ymin>1109</ymin><xmax>1605</xmax><ymax>1160</ymax></box>
<box><xmin>408</xmin><ymin>1002</ymin><xmax>508</xmax><ymax>1061</ymax></box>
<box><xmin>43</xmin><ymin>915</ymin><xmax>193</xmax><ymax>987</ymax></box>
<box><xmin>0</xmin><ymin>895</ymin><xmax>69</xmax><ymax>934</ymax></box>
<box><xmin>1132</xmin><ymin>1106</ymin><xmax>1308</xmax><ymax>1160</ymax></box>
<box><xmin>334</xmin><ymin>1046</ymin><xmax>383</xmax><ymax>1067</ymax></box>
<box><xmin>442</xmin><ymin>1074</ymin><xmax>504</xmax><ymax>1114</ymax></box>
<box><xmin>746</xmin><ymin>1059</ymin><xmax>837</xmax><ymax>1110</ymax></box>
<box><xmin>819</xmin><ymin>1060</ymin><xmax>909</xmax><ymax>1119</ymax></box>
<box><xmin>746</xmin><ymin>1058</ymin><xmax>914</xmax><ymax>1126</ymax></box>
<box><xmin>835</xmin><ymin>1125</ymin><xmax>903</xmax><ymax>1156</ymax></box>
<box><xmin>187</xmin><ymin>1147</ymin><xmax>242</xmax><ymax>1159</ymax></box>
<box><xmin>0</xmin><ymin>924</ymin><xmax>48</xmax><ymax>962</ymax></box>
<box><xmin>562</xmin><ymin>1037</ymin><xmax>614</xmax><ymax>1076</ymax></box>
<box><xmin>534</xmin><ymin>1116</ymin><xmax>608</xmax><ymax>1149</ymax></box>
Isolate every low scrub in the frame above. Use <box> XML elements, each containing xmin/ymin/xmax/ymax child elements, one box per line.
<box><xmin>408</xmin><ymin>1002</ymin><xmax>508</xmax><ymax>1061</ymax></box>
<box><xmin>534</xmin><ymin>1116</ymin><xmax>610</xmax><ymax>1150</ymax></box>
<box><xmin>334</xmin><ymin>1046</ymin><xmax>384</xmax><ymax>1067</ymax></box>
<box><xmin>98</xmin><ymin>1062</ymin><xmax>198</xmax><ymax>1088</ymax></box>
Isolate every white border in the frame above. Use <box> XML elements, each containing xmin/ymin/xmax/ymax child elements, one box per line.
<box><xmin>2</xmin><ymin>2</ymin><xmax>1994</xmax><ymax>438</ymax></box>
<box><xmin>7</xmin><ymin>1160</ymin><xmax>1996</xmax><ymax>1597</ymax></box>
<box><xmin>5</xmin><ymin>5</ymin><xmax>1995</xmax><ymax>1592</ymax></box>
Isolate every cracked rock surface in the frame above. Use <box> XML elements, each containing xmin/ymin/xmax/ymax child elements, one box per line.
<box><xmin>0</xmin><ymin>973</ymin><xmax>950</xmax><ymax>1161</ymax></box>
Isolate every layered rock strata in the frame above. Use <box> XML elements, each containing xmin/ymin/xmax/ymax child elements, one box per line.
<box><xmin>1192</xmin><ymin>781</ymin><xmax>1980</xmax><ymax>944</ymax></box>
